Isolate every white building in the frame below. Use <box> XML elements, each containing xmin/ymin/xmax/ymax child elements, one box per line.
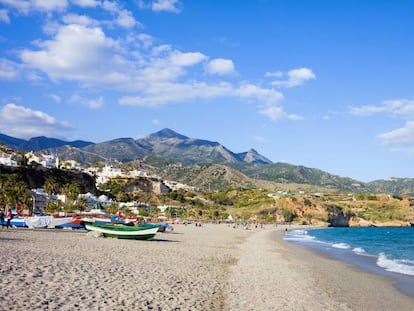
<box><xmin>100</xmin><ymin>165</ymin><xmax>123</xmax><ymax>178</ymax></box>
<box><xmin>0</xmin><ymin>155</ymin><xmax>17</xmax><ymax>167</ymax></box>
<box><xmin>128</xmin><ymin>170</ymin><xmax>147</xmax><ymax>178</ymax></box>
<box><xmin>96</xmin><ymin>175</ymin><xmax>110</xmax><ymax>185</ymax></box>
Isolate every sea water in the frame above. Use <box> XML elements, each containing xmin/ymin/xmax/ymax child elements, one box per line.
<box><xmin>283</xmin><ymin>227</ymin><xmax>414</xmax><ymax>297</ymax></box>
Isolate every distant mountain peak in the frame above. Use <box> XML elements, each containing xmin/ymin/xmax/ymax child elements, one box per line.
<box><xmin>246</xmin><ymin>148</ymin><xmax>258</xmax><ymax>154</ymax></box>
<box><xmin>238</xmin><ymin>148</ymin><xmax>272</xmax><ymax>164</ymax></box>
<box><xmin>150</xmin><ymin>128</ymin><xmax>188</xmax><ymax>140</ymax></box>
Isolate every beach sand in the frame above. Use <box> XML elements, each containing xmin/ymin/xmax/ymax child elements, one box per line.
<box><xmin>0</xmin><ymin>224</ymin><xmax>413</xmax><ymax>310</ymax></box>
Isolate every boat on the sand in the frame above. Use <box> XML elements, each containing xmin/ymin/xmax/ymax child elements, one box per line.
<box><xmin>1</xmin><ymin>215</ymin><xmax>27</xmax><ymax>227</ymax></box>
<box><xmin>55</xmin><ymin>216</ymin><xmax>85</xmax><ymax>229</ymax></box>
<box><xmin>24</xmin><ymin>215</ymin><xmax>75</xmax><ymax>229</ymax></box>
<box><xmin>84</xmin><ymin>222</ymin><xmax>159</xmax><ymax>240</ymax></box>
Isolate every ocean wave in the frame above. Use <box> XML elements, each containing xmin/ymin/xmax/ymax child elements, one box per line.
<box><xmin>377</xmin><ymin>253</ymin><xmax>414</xmax><ymax>276</ymax></box>
<box><xmin>352</xmin><ymin>247</ymin><xmax>366</xmax><ymax>254</ymax></box>
<box><xmin>283</xmin><ymin>229</ymin><xmax>317</xmax><ymax>242</ymax></box>
<box><xmin>331</xmin><ymin>242</ymin><xmax>351</xmax><ymax>249</ymax></box>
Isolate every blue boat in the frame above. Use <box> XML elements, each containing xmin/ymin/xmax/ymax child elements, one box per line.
<box><xmin>1</xmin><ymin>216</ymin><xmax>27</xmax><ymax>228</ymax></box>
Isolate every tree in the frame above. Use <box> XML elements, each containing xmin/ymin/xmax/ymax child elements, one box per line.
<box><xmin>283</xmin><ymin>209</ymin><xmax>296</xmax><ymax>223</ymax></box>
<box><xmin>106</xmin><ymin>203</ymin><xmax>119</xmax><ymax>215</ymax></box>
<box><xmin>44</xmin><ymin>178</ymin><xmax>58</xmax><ymax>196</ymax></box>
<box><xmin>74</xmin><ymin>197</ymin><xmax>87</xmax><ymax>212</ymax></box>
<box><xmin>0</xmin><ymin>174</ymin><xmax>28</xmax><ymax>211</ymax></box>
<box><xmin>116</xmin><ymin>191</ymin><xmax>130</xmax><ymax>202</ymax></box>
<box><xmin>45</xmin><ymin>201</ymin><xmax>62</xmax><ymax>214</ymax></box>
<box><xmin>15</xmin><ymin>150</ymin><xmax>28</xmax><ymax>167</ymax></box>
<box><xmin>62</xmin><ymin>183</ymin><xmax>80</xmax><ymax>208</ymax></box>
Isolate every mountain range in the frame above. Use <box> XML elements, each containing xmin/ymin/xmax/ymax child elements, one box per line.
<box><xmin>0</xmin><ymin>133</ymin><xmax>93</xmax><ymax>151</ymax></box>
<box><xmin>1</xmin><ymin>129</ymin><xmax>414</xmax><ymax>195</ymax></box>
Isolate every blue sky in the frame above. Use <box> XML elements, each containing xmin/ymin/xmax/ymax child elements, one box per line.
<box><xmin>1</xmin><ymin>0</ymin><xmax>414</xmax><ymax>182</ymax></box>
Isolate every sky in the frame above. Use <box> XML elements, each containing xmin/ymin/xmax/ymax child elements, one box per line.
<box><xmin>1</xmin><ymin>0</ymin><xmax>414</xmax><ymax>182</ymax></box>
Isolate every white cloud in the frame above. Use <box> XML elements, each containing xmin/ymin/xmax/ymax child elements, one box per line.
<box><xmin>0</xmin><ymin>0</ymin><xmax>31</xmax><ymax>14</ymax></box>
<box><xmin>20</xmin><ymin>24</ymin><xmax>121</xmax><ymax>82</ymax></box>
<box><xmin>87</xmin><ymin>96</ymin><xmax>104</xmax><ymax>109</ymax></box>
<box><xmin>353</xmin><ymin>98</ymin><xmax>414</xmax><ymax>155</ymax></box>
<box><xmin>270</xmin><ymin>67</ymin><xmax>316</xmax><ymax>88</ymax></box>
<box><xmin>72</xmin><ymin>0</ymin><xmax>99</xmax><ymax>7</ymax></box>
<box><xmin>101</xmin><ymin>0</ymin><xmax>140</xmax><ymax>28</ymax></box>
<box><xmin>116</xmin><ymin>9</ymin><xmax>139</xmax><ymax>28</ymax></box>
<box><xmin>119</xmin><ymin>81</ymin><xmax>234</xmax><ymax>107</ymax></box>
<box><xmin>137</xmin><ymin>33</ymin><xmax>155</xmax><ymax>49</ymax></box>
<box><xmin>0</xmin><ymin>9</ymin><xmax>10</xmax><ymax>23</ymax></box>
<box><xmin>152</xmin><ymin>119</ymin><xmax>160</xmax><ymax>126</ymax></box>
<box><xmin>265</xmin><ymin>71</ymin><xmax>283</xmax><ymax>78</ymax></box>
<box><xmin>69</xmin><ymin>93</ymin><xmax>103</xmax><ymax>109</ymax></box>
<box><xmin>102</xmin><ymin>0</ymin><xmax>118</xmax><ymax>13</ymax></box>
<box><xmin>118</xmin><ymin>81</ymin><xmax>293</xmax><ymax>123</ymax></box>
<box><xmin>205</xmin><ymin>58</ymin><xmax>235</xmax><ymax>76</ymax></box>
<box><xmin>259</xmin><ymin>105</ymin><xmax>303</xmax><ymax>121</ymax></box>
<box><xmin>10</xmin><ymin>7</ymin><xmax>304</xmax><ymax>122</ymax></box>
<box><xmin>169</xmin><ymin>51</ymin><xmax>206</xmax><ymax>67</ymax></box>
<box><xmin>62</xmin><ymin>13</ymin><xmax>98</xmax><ymax>26</ymax></box>
<box><xmin>349</xmin><ymin>105</ymin><xmax>387</xmax><ymax>116</ymax></box>
<box><xmin>236</xmin><ymin>84</ymin><xmax>284</xmax><ymax>104</ymax></box>
<box><xmin>1</xmin><ymin>0</ymin><xmax>68</xmax><ymax>14</ymax></box>
<box><xmin>152</xmin><ymin>0</ymin><xmax>181</xmax><ymax>13</ymax></box>
<box><xmin>350</xmin><ymin>98</ymin><xmax>414</xmax><ymax>118</ymax></box>
<box><xmin>0</xmin><ymin>58</ymin><xmax>21</xmax><ymax>80</ymax></box>
<box><xmin>42</xmin><ymin>20</ymin><xmax>61</xmax><ymax>35</ymax></box>
<box><xmin>32</xmin><ymin>0</ymin><xmax>68</xmax><ymax>12</ymax></box>
<box><xmin>0</xmin><ymin>103</ymin><xmax>72</xmax><ymax>138</ymax></box>
<box><xmin>378</xmin><ymin>121</ymin><xmax>414</xmax><ymax>145</ymax></box>
<box><xmin>49</xmin><ymin>94</ymin><xmax>61</xmax><ymax>103</ymax></box>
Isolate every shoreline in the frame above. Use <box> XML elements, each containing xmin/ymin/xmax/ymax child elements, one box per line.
<box><xmin>1</xmin><ymin>225</ymin><xmax>413</xmax><ymax>310</ymax></box>
<box><xmin>284</xmin><ymin>226</ymin><xmax>414</xmax><ymax>299</ymax></box>
<box><xmin>227</xmin><ymin>224</ymin><xmax>414</xmax><ymax>310</ymax></box>
<box><xmin>274</xmin><ymin>228</ymin><xmax>414</xmax><ymax>309</ymax></box>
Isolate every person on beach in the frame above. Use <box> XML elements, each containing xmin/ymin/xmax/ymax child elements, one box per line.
<box><xmin>0</xmin><ymin>210</ymin><xmax>5</xmax><ymax>228</ymax></box>
<box><xmin>6</xmin><ymin>210</ymin><xmax>13</xmax><ymax>228</ymax></box>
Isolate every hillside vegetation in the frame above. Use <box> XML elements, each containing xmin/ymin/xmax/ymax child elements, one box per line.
<box><xmin>1</xmin><ymin>164</ymin><xmax>414</xmax><ymax>226</ymax></box>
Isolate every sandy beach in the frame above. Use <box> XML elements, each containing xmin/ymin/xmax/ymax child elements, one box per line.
<box><xmin>1</xmin><ymin>224</ymin><xmax>413</xmax><ymax>310</ymax></box>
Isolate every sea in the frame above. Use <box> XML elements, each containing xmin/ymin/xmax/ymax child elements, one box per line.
<box><xmin>283</xmin><ymin>226</ymin><xmax>414</xmax><ymax>298</ymax></box>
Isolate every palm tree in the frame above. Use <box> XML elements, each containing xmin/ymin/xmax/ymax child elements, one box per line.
<box><xmin>62</xmin><ymin>183</ymin><xmax>80</xmax><ymax>210</ymax></box>
<box><xmin>0</xmin><ymin>174</ymin><xmax>27</xmax><ymax>211</ymax></box>
<box><xmin>44</xmin><ymin>179</ymin><xmax>58</xmax><ymax>197</ymax></box>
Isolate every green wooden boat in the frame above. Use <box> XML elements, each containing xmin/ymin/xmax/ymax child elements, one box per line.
<box><xmin>85</xmin><ymin>222</ymin><xmax>159</xmax><ymax>240</ymax></box>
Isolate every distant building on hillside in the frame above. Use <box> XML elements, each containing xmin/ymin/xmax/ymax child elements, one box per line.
<box><xmin>0</xmin><ymin>154</ymin><xmax>17</xmax><ymax>167</ymax></box>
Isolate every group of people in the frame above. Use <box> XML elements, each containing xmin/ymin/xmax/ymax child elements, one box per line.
<box><xmin>0</xmin><ymin>209</ymin><xmax>14</xmax><ymax>228</ymax></box>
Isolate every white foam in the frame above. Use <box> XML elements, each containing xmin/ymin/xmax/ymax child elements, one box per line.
<box><xmin>283</xmin><ymin>229</ymin><xmax>317</xmax><ymax>242</ymax></box>
<box><xmin>331</xmin><ymin>242</ymin><xmax>351</xmax><ymax>249</ymax></box>
<box><xmin>352</xmin><ymin>247</ymin><xmax>366</xmax><ymax>254</ymax></box>
<box><xmin>377</xmin><ymin>253</ymin><xmax>414</xmax><ymax>276</ymax></box>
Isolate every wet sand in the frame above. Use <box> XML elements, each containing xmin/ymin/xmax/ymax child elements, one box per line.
<box><xmin>0</xmin><ymin>224</ymin><xmax>413</xmax><ymax>310</ymax></box>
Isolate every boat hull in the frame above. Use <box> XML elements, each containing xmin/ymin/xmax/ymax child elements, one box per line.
<box><xmin>1</xmin><ymin>216</ymin><xmax>27</xmax><ymax>227</ymax></box>
<box><xmin>85</xmin><ymin>223</ymin><xmax>159</xmax><ymax>240</ymax></box>
<box><xmin>24</xmin><ymin>216</ymin><xmax>74</xmax><ymax>229</ymax></box>
<box><xmin>56</xmin><ymin>216</ymin><xmax>85</xmax><ymax>229</ymax></box>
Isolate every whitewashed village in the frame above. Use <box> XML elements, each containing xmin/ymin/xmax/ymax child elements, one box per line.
<box><xmin>0</xmin><ymin>149</ymin><xmax>195</xmax><ymax>221</ymax></box>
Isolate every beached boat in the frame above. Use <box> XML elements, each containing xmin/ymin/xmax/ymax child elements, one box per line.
<box><xmin>24</xmin><ymin>215</ymin><xmax>75</xmax><ymax>229</ymax></box>
<box><xmin>84</xmin><ymin>222</ymin><xmax>159</xmax><ymax>240</ymax></box>
<box><xmin>1</xmin><ymin>216</ymin><xmax>27</xmax><ymax>227</ymax></box>
<box><xmin>55</xmin><ymin>216</ymin><xmax>85</xmax><ymax>229</ymax></box>
<box><xmin>80</xmin><ymin>215</ymin><xmax>138</xmax><ymax>225</ymax></box>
